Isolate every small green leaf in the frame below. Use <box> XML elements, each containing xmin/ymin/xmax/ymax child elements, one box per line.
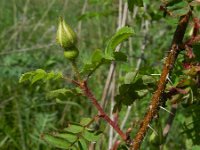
<box><xmin>46</xmin><ymin>88</ymin><xmax>73</xmax><ymax>99</ymax></box>
<box><xmin>167</xmin><ymin>1</ymin><xmax>188</xmax><ymax>10</ymax></box>
<box><xmin>46</xmin><ymin>71</ymin><xmax>55</xmax><ymax>80</ymax></box>
<box><xmin>64</xmin><ymin>124</ymin><xmax>84</xmax><ymax>134</ymax></box>
<box><xmin>19</xmin><ymin>69</ymin><xmax>63</xmax><ymax>84</ymax></box>
<box><xmin>81</xmin><ymin>49</ymin><xmax>105</xmax><ymax>75</ymax></box>
<box><xmin>91</xmin><ymin>49</ymin><xmax>104</xmax><ymax>63</ymax></box>
<box><xmin>56</xmin><ymin>133</ymin><xmax>78</xmax><ymax>143</ymax></box>
<box><xmin>136</xmin><ymin>89</ymin><xmax>149</xmax><ymax>97</ymax></box>
<box><xmin>82</xmin><ymin>130</ymin><xmax>101</xmax><ymax>142</ymax></box>
<box><xmin>105</xmin><ymin>26</ymin><xmax>134</xmax><ymax>59</ymax></box>
<box><xmin>116</xmin><ymin>84</ymin><xmax>139</xmax><ymax>106</ymax></box>
<box><xmin>142</xmin><ymin>75</ymin><xmax>157</xmax><ymax>85</ymax></box>
<box><xmin>165</xmin><ymin>0</ymin><xmax>182</xmax><ymax>7</ymax></box>
<box><xmin>36</xmin><ymin>69</ymin><xmax>46</xmax><ymax>74</ymax></box>
<box><xmin>167</xmin><ymin>1</ymin><xmax>189</xmax><ymax>16</ymax></box>
<box><xmin>114</xmin><ymin>77</ymin><xmax>149</xmax><ymax>106</ymax></box>
<box><xmin>31</xmin><ymin>69</ymin><xmax>47</xmax><ymax>84</ymax></box>
<box><xmin>78</xmin><ymin>139</ymin><xmax>87</xmax><ymax>150</ymax></box>
<box><xmin>171</xmin><ymin>7</ymin><xmax>189</xmax><ymax>16</ymax></box>
<box><xmin>53</xmin><ymin>72</ymin><xmax>63</xmax><ymax>80</ymax></box>
<box><xmin>81</xmin><ymin>63</ymin><xmax>94</xmax><ymax>75</ymax></box>
<box><xmin>42</xmin><ymin>133</ymin><xmax>71</xmax><ymax>149</ymax></box>
<box><xmin>46</xmin><ymin>71</ymin><xmax>63</xmax><ymax>80</ymax></box>
<box><xmin>124</xmin><ymin>72</ymin><xmax>137</xmax><ymax>84</ymax></box>
<box><xmin>80</xmin><ymin>118</ymin><xmax>93</xmax><ymax>126</ymax></box>
<box><xmin>19</xmin><ymin>72</ymin><xmax>33</xmax><ymax>83</ymax></box>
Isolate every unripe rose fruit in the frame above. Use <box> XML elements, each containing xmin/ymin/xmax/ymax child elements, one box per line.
<box><xmin>56</xmin><ymin>17</ymin><xmax>79</xmax><ymax>60</ymax></box>
<box><xmin>56</xmin><ymin>17</ymin><xmax>77</xmax><ymax>50</ymax></box>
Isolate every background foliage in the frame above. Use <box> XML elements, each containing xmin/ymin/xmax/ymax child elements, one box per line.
<box><xmin>0</xmin><ymin>0</ymin><xmax>200</xmax><ymax>149</ymax></box>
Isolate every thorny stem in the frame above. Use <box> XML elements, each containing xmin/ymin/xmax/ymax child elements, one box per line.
<box><xmin>69</xmin><ymin>60</ymin><xmax>127</xmax><ymax>142</ymax></box>
<box><xmin>131</xmin><ymin>11</ymin><xmax>192</xmax><ymax>150</ymax></box>
<box><xmin>79</xmin><ymin>81</ymin><xmax>127</xmax><ymax>141</ymax></box>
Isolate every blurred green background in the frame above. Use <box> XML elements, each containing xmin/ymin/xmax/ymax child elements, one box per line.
<box><xmin>0</xmin><ymin>0</ymin><xmax>200</xmax><ymax>149</ymax></box>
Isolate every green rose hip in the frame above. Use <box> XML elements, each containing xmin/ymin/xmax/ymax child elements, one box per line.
<box><xmin>56</xmin><ymin>17</ymin><xmax>79</xmax><ymax>60</ymax></box>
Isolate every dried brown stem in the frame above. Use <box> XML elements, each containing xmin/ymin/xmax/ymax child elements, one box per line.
<box><xmin>79</xmin><ymin>81</ymin><xmax>127</xmax><ymax>141</ymax></box>
<box><xmin>131</xmin><ymin>11</ymin><xmax>192</xmax><ymax>150</ymax></box>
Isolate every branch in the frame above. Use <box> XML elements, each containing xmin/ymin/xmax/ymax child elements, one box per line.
<box><xmin>131</xmin><ymin>11</ymin><xmax>192</xmax><ymax>150</ymax></box>
<box><xmin>79</xmin><ymin>81</ymin><xmax>127</xmax><ymax>141</ymax></box>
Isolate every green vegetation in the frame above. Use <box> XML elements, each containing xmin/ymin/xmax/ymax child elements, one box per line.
<box><xmin>0</xmin><ymin>0</ymin><xmax>200</xmax><ymax>149</ymax></box>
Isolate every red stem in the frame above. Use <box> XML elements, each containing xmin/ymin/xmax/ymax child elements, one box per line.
<box><xmin>79</xmin><ymin>81</ymin><xmax>127</xmax><ymax>141</ymax></box>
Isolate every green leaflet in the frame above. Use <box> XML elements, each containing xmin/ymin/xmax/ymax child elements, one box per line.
<box><xmin>81</xmin><ymin>48</ymin><xmax>128</xmax><ymax>76</ymax></box>
<box><xmin>78</xmin><ymin>139</ymin><xmax>87</xmax><ymax>150</ymax></box>
<box><xmin>31</xmin><ymin>69</ymin><xmax>46</xmax><ymax>84</ymax></box>
<box><xmin>64</xmin><ymin>124</ymin><xmax>84</xmax><ymax>134</ymax></box>
<box><xmin>19</xmin><ymin>69</ymin><xmax>63</xmax><ymax>84</ymax></box>
<box><xmin>81</xmin><ymin>49</ymin><xmax>104</xmax><ymax>75</ymax></box>
<box><xmin>82</xmin><ymin>129</ymin><xmax>101</xmax><ymax>142</ymax></box>
<box><xmin>56</xmin><ymin>133</ymin><xmax>78</xmax><ymax>143</ymax></box>
<box><xmin>105</xmin><ymin>26</ymin><xmax>134</xmax><ymax>60</ymax></box>
<box><xmin>124</xmin><ymin>71</ymin><xmax>137</xmax><ymax>84</ymax></box>
<box><xmin>46</xmin><ymin>88</ymin><xmax>73</xmax><ymax>99</ymax></box>
<box><xmin>42</xmin><ymin>118</ymin><xmax>102</xmax><ymax>149</ymax></box>
<box><xmin>42</xmin><ymin>133</ymin><xmax>72</xmax><ymax>149</ymax></box>
<box><xmin>19</xmin><ymin>72</ymin><xmax>33</xmax><ymax>83</ymax></box>
<box><xmin>80</xmin><ymin>118</ymin><xmax>93</xmax><ymax>126</ymax></box>
<box><xmin>113</xmin><ymin>74</ymin><xmax>157</xmax><ymax>112</ymax></box>
<box><xmin>167</xmin><ymin>1</ymin><xmax>190</xmax><ymax>16</ymax></box>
